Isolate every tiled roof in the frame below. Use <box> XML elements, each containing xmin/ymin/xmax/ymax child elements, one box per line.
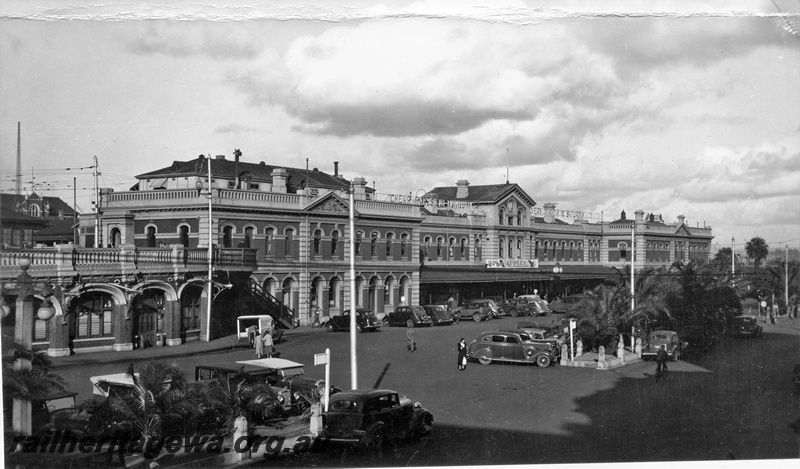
<box><xmin>0</xmin><ymin>193</ymin><xmax>76</xmax><ymax>217</ymax></box>
<box><xmin>425</xmin><ymin>183</ymin><xmax>536</xmax><ymax>206</ymax></box>
<box><xmin>135</xmin><ymin>155</ymin><xmax>354</xmax><ymax>192</ymax></box>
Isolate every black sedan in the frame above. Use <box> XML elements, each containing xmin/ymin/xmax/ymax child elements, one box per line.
<box><xmin>422</xmin><ymin>305</ymin><xmax>455</xmax><ymax>326</ymax></box>
<box><xmin>326</xmin><ymin>308</ymin><xmax>380</xmax><ymax>333</ymax></box>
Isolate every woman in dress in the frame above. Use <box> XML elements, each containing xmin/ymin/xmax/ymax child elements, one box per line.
<box><xmin>457</xmin><ymin>338</ymin><xmax>467</xmax><ymax>370</ymax></box>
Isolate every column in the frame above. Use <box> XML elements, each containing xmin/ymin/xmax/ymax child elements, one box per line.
<box><xmin>164</xmin><ymin>300</ymin><xmax>182</xmax><ymax>346</ymax></box>
<box><xmin>47</xmin><ymin>314</ymin><xmax>71</xmax><ymax>357</ymax></box>
<box><xmin>112</xmin><ymin>303</ymin><xmax>133</xmax><ymax>351</ymax></box>
<box><xmin>13</xmin><ymin>297</ymin><xmax>34</xmax><ymax>434</ymax></box>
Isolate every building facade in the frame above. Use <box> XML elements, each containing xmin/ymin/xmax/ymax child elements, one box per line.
<box><xmin>2</xmin><ymin>152</ymin><xmax>713</xmax><ymax>356</ymax></box>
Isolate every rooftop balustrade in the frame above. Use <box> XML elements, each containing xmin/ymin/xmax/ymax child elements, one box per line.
<box><xmin>0</xmin><ymin>245</ymin><xmax>257</xmax><ymax>282</ymax></box>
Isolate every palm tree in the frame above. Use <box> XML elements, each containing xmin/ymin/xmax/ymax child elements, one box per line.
<box><xmin>2</xmin><ymin>333</ymin><xmax>66</xmax><ymax>432</ymax></box>
<box><xmin>765</xmin><ymin>260</ymin><xmax>800</xmax><ymax>312</ymax></box>
<box><xmin>202</xmin><ymin>372</ymin><xmax>278</xmax><ymax>435</ymax></box>
<box><xmin>745</xmin><ymin>237</ymin><xmax>769</xmax><ymax>270</ymax></box>
<box><xmin>103</xmin><ymin>360</ymin><xmax>203</xmax><ymax>463</ymax></box>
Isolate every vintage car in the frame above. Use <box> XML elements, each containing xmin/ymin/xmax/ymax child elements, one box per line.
<box><xmin>422</xmin><ymin>304</ymin><xmax>455</xmax><ymax>326</ymax></box>
<box><xmin>516</xmin><ymin>295</ymin><xmax>553</xmax><ymax>316</ymax></box>
<box><xmin>321</xmin><ymin>389</ymin><xmax>433</xmax><ymax>447</ymax></box>
<box><xmin>500</xmin><ymin>298</ymin><xmax>534</xmax><ymax>317</ymax></box>
<box><xmin>470</xmin><ymin>298</ymin><xmax>503</xmax><ymax>318</ymax></box>
<box><xmin>467</xmin><ymin>330</ymin><xmax>559</xmax><ymax>367</ymax></box>
<box><xmin>642</xmin><ymin>330</ymin><xmax>682</xmax><ymax>361</ymax></box>
<box><xmin>455</xmin><ymin>300</ymin><xmax>494</xmax><ymax>322</ymax></box>
<box><xmin>384</xmin><ymin>305</ymin><xmax>432</xmax><ymax>327</ymax></box>
<box><xmin>235</xmin><ymin>358</ymin><xmax>341</xmax><ymax>413</ymax></box>
<box><xmin>549</xmin><ymin>294</ymin><xmax>586</xmax><ymax>314</ymax></box>
<box><xmin>326</xmin><ymin>308</ymin><xmax>381</xmax><ymax>333</ymax></box>
<box><xmin>516</xmin><ymin>322</ymin><xmax>565</xmax><ymax>348</ymax></box>
<box><xmin>733</xmin><ymin>315</ymin><xmax>763</xmax><ymax>338</ymax></box>
<box><xmin>32</xmin><ymin>389</ymin><xmax>95</xmax><ymax>436</ymax></box>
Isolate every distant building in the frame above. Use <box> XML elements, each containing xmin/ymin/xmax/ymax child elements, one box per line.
<box><xmin>0</xmin><ymin>192</ymin><xmax>76</xmax><ymax>247</ymax></box>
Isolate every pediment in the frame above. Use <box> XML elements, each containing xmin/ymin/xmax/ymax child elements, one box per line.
<box><xmin>303</xmin><ymin>193</ymin><xmax>358</xmax><ymax>216</ymax></box>
<box><xmin>674</xmin><ymin>224</ymin><xmax>692</xmax><ymax>237</ymax></box>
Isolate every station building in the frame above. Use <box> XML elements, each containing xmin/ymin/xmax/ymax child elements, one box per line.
<box><xmin>3</xmin><ymin>151</ymin><xmax>713</xmax><ymax>356</ymax></box>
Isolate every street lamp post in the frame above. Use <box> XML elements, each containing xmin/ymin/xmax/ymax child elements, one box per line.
<box><xmin>196</xmin><ymin>157</ymin><xmax>214</xmax><ymax>342</ymax></box>
<box><xmin>6</xmin><ymin>257</ymin><xmax>57</xmax><ymax>435</ymax></box>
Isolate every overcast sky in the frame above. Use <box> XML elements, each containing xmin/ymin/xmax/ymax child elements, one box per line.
<box><xmin>1</xmin><ymin>1</ymin><xmax>798</xmax><ymax>255</ymax></box>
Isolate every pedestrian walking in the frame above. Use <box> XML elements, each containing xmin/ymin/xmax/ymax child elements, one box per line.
<box><xmin>255</xmin><ymin>329</ymin><xmax>264</xmax><ymax>358</ymax></box>
<box><xmin>406</xmin><ymin>324</ymin><xmax>416</xmax><ymax>352</ymax></box>
<box><xmin>246</xmin><ymin>325</ymin><xmax>257</xmax><ymax>348</ymax></box>
<box><xmin>263</xmin><ymin>328</ymin><xmax>275</xmax><ymax>358</ymax></box>
<box><xmin>457</xmin><ymin>338</ymin><xmax>467</xmax><ymax>370</ymax></box>
<box><xmin>655</xmin><ymin>344</ymin><xmax>668</xmax><ymax>383</ymax></box>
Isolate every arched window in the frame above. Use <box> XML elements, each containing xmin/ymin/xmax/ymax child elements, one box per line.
<box><xmin>147</xmin><ymin>226</ymin><xmax>157</xmax><ymax>247</ymax></box>
<box><xmin>223</xmin><ymin>226</ymin><xmax>233</xmax><ymax>248</ymax></box>
<box><xmin>313</xmin><ymin>230</ymin><xmax>321</xmax><ymax>256</ymax></box>
<box><xmin>517</xmin><ymin>208</ymin><xmax>524</xmax><ymax>226</ymax></box>
<box><xmin>508</xmin><ymin>238</ymin><xmax>514</xmax><ymax>258</ymax></box>
<box><xmin>386</xmin><ymin>232</ymin><xmax>393</xmax><ymax>256</ymax></box>
<box><xmin>355</xmin><ymin>231</ymin><xmax>362</xmax><ymax>255</ymax></box>
<box><xmin>423</xmin><ymin>236</ymin><xmax>431</xmax><ymax>259</ymax></box>
<box><xmin>619</xmin><ymin>242</ymin><xmax>628</xmax><ymax>260</ymax></box>
<box><xmin>499</xmin><ymin>208</ymin><xmax>505</xmax><ymax>225</ymax></box>
<box><xmin>181</xmin><ymin>286</ymin><xmax>202</xmax><ymax>331</ymax></box>
<box><xmin>265</xmin><ymin>228</ymin><xmax>274</xmax><ymax>256</ymax></box>
<box><xmin>460</xmin><ymin>238</ymin><xmax>467</xmax><ymax>257</ymax></box>
<box><xmin>474</xmin><ymin>237</ymin><xmax>481</xmax><ymax>260</ymax></box>
<box><xmin>371</xmin><ymin>232</ymin><xmax>378</xmax><ymax>256</ymax></box>
<box><xmin>499</xmin><ymin>237</ymin><xmax>504</xmax><ymax>258</ymax></box>
<box><xmin>436</xmin><ymin>237</ymin><xmax>443</xmax><ymax>258</ymax></box>
<box><xmin>244</xmin><ymin>227</ymin><xmax>253</xmax><ymax>248</ymax></box>
<box><xmin>400</xmin><ymin>233</ymin><xmax>408</xmax><ymax>256</ymax></box>
<box><xmin>448</xmin><ymin>237</ymin><xmax>455</xmax><ymax>258</ymax></box>
<box><xmin>517</xmin><ymin>238</ymin><xmax>522</xmax><ymax>258</ymax></box>
<box><xmin>110</xmin><ymin>227</ymin><xmax>122</xmax><ymax>247</ymax></box>
<box><xmin>331</xmin><ymin>230</ymin><xmax>339</xmax><ymax>256</ymax></box>
<box><xmin>179</xmin><ymin>226</ymin><xmax>189</xmax><ymax>247</ymax></box>
<box><xmin>285</xmin><ymin>228</ymin><xmax>294</xmax><ymax>257</ymax></box>
<box><xmin>75</xmin><ymin>293</ymin><xmax>114</xmax><ymax>338</ymax></box>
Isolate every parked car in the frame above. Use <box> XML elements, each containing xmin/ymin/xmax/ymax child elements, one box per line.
<box><xmin>326</xmin><ymin>308</ymin><xmax>381</xmax><ymax>333</ymax></box>
<box><xmin>422</xmin><ymin>305</ymin><xmax>455</xmax><ymax>326</ymax></box>
<box><xmin>467</xmin><ymin>330</ymin><xmax>559</xmax><ymax>367</ymax></box>
<box><xmin>385</xmin><ymin>305</ymin><xmax>432</xmax><ymax>327</ymax></box>
<box><xmin>642</xmin><ymin>330</ymin><xmax>682</xmax><ymax>361</ymax></box>
<box><xmin>33</xmin><ymin>389</ymin><xmax>93</xmax><ymax>436</ymax></box>
<box><xmin>472</xmin><ymin>298</ymin><xmax>503</xmax><ymax>318</ymax></box>
<box><xmin>516</xmin><ymin>295</ymin><xmax>552</xmax><ymax>316</ymax></box>
<box><xmin>549</xmin><ymin>294</ymin><xmax>586</xmax><ymax>314</ymax></box>
<box><xmin>234</xmin><ymin>358</ymin><xmax>341</xmax><ymax>413</ymax></box>
<box><xmin>733</xmin><ymin>315</ymin><xmax>763</xmax><ymax>338</ymax></box>
<box><xmin>321</xmin><ymin>389</ymin><xmax>433</xmax><ymax>447</ymax></box>
<box><xmin>516</xmin><ymin>321</ymin><xmax>565</xmax><ymax>348</ymax></box>
<box><xmin>500</xmin><ymin>298</ymin><xmax>534</xmax><ymax>317</ymax></box>
<box><xmin>456</xmin><ymin>300</ymin><xmax>494</xmax><ymax>322</ymax></box>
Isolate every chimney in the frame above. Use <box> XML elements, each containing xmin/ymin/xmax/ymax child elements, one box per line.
<box><xmin>215</xmin><ymin>154</ymin><xmax>225</xmax><ymax>160</ymax></box>
<box><xmin>678</xmin><ymin>214</ymin><xmax>685</xmax><ymax>225</ymax></box>
<box><xmin>334</xmin><ymin>161</ymin><xmax>339</xmax><ymax>177</ymax></box>
<box><xmin>234</xmin><ymin>149</ymin><xmax>241</xmax><ymax>189</ymax></box>
<box><xmin>456</xmin><ymin>180</ymin><xmax>469</xmax><ymax>198</ymax></box>
<box><xmin>352</xmin><ymin>177</ymin><xmax>367</xmax><ymax>200</ymax></box>
<box><xmin>272</xmin><ymin>168</ymin><xmax>288</xmax><ymax>193</ymax></box>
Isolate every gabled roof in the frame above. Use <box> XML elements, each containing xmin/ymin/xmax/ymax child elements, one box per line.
<box><xmin>135</xmin><ymin>155</ymin><xmax>359</xmax><ymax>193</ymax></box>
<box><xmin>0</xmin><ymin>205</ymin><xmax>47</xmax><ymax>226</ymax></box>
<box><xmin>0</xmin><ymin>192</ymin><xmax>76</xmax><ymax>217</ymax></box>
<box><xmin>303</xmin><ymin>192</ymin><xmax>360</xmax><ymax>217</ymax></box>
<box><xmin>424</xmin><ymin>183</ymin><xmax>536</xmax><ymax>207</ymax></box>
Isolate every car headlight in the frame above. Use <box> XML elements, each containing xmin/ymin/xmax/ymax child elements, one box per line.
<box><xmin>277</xmin><ymin>395</ymin><xmax>285</xmax><ymax>404</ymax></box>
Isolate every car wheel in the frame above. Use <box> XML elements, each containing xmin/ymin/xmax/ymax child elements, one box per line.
<box><xmin>510</xmin><ymin>309</ymin><xmax>518</xmax><ymax>317</ymax></box>
<box><xmin>478</xmin><ymin>356</ymin><xmax>492</xmax><ymax>365</ymax></box>
<box><xmin>382</xmin><ymin>317</ymin><xmax>390</xmax><ymax>327</ymax></box>
<box><xmin>356</xmin><ymin>324</ymin><xmax>363</xmax><ymax>333</ymax></box>
<box><xmin>326</xmin><ymin>323</ymin><xmax>334</xmax><ymax>332</ymax></box>
<box><xmin>536</xmin><ymin>354</ymin><xmax>552</xmax><ymax>368</ymax></box>
<box><xmin>406</xmin><ymin>319</ymin><xmax>415</xmax><ymax>328</ymax></box>
<box><xmin>452</xmin><ymin>314</ymin><xmax>460</xmax><ymax>324</ymax></box>
<box><xmin>473</xmin><ymin>313</ymin><xmax>481</xmax><ymax>323</ymax></box>
<box><xmin>414</xmin><ymin>412</ymin><xmax>434</xmax><ymax>438</ymax></box>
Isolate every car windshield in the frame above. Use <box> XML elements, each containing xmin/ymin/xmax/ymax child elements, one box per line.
<box><xmin>738</xmin><ymin>317</ymin><xmax>755</xmax><ymax>324</ymax></box>
<box><xmin>330</xmin><ymin>399</ymin><xmax>359</xmax><ymax>412</ymax></box>
<box><xmin>411</xmin><ymin>306</ymin><xmax>426</xmax><ymax>314</ymax></box>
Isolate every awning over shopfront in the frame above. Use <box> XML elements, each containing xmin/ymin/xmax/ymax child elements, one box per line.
<box><xmin>420</xmin><ymin>264</ymin><xmax>620</xmax><ymax>284</ymax></box>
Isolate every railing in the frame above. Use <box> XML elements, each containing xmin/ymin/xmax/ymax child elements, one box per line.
<box><xmin>0</xmin><ymin>246</ymin><xmax>258</xmax><ymax>280</ymax></box>
<box><xmin>246</xmin><ymin>278</ymin><xmax>295</xmax><ymax>329</ymax></box>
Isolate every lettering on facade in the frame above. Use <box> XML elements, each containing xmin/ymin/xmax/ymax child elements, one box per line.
<box><xmin>532</xmin><ymin>207</ymin><xmax>585</xmax><ymax>219</ymax></box>
<box><xmin>415</xmin><ymin>197</ymin><xmax>475</xmax><ymax>210</ymax></box>
<box><xmin>486</xmin><ymin>259</ymin><xmax>539</xmax><ymax>269</ymax></box>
